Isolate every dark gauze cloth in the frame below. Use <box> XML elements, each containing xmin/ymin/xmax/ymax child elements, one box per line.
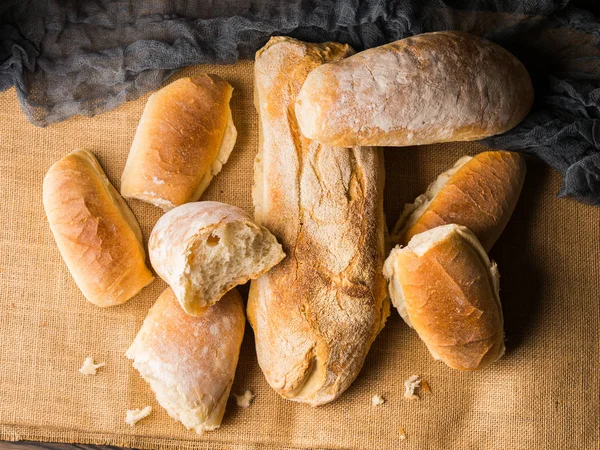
<box><xmin>1</xmin><ymin>0</ymin><xmax>600</xmax><ymax>204</ymax></box>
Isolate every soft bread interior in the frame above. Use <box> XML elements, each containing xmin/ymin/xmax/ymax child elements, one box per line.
<box><xmin>192</xmin><ymin>105</ymin><xmax>238</xmax><ymax>203</ymax></box>
<box><xmin>488</xmin><ymin>261</ymin><xmax>505</xmax><ymax>360</ymax></box>
<box><xmin>383</xmin><ymin>247</ymin><xmax>413</xmax><ymax>328</ymax></box>
<box><xmin>74</xmin><ymin>149</ymin><xmax>146</xmax><ymax>253</ymax></box>
<box><xmin>139</xmin><ymin>193</ymin><xmax>176</xmax><ymax>211</ymax></box>
<box><xmin>180</xmin><ymin>221</ymin><xmax>284</xmax><ymax>314</ymax></box>
<box><xmin>391</xmin><ymin>156</ymin><xmax>472</xmax><ymax>241</ymax></box>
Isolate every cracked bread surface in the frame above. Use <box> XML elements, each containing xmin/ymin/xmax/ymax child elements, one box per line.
<box><xmin>248</xmin><ymin>36</ymin><xmax>390</xmax><ymax>406</ymax></box>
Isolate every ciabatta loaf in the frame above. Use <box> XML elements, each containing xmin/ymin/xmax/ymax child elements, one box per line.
<box><xmin>295</xmin><ymin>31</ymin><xmax>533</xmax><ymax>147</ymax></box>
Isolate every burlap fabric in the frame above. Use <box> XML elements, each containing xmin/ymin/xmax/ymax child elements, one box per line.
<box><xmin>0</xmin><ymin>61</ymin><xmax>598</xmax><ymax>450</ymax></box>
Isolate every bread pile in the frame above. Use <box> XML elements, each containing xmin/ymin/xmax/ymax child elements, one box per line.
<box><xmin>42</xmin><ymin>31</ymin><xmax>531</xmax><ymax>432</ymax></box>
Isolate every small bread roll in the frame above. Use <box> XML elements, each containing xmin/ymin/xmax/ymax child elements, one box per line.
<box><xmin>295</xmin><ymin>31</ymin><xmax>533</xmax><ymax>147</ymax></box>
<box><xmin>149</xmin><ymin>201</ymin><xmax>285</xmax><ymax>315</ymax></box>
<box><xmin>383</xmin><ymin>224</ymin><xmax>504</xmax><ymax>370</ymax></box>
<box><xmin>391</xmin><ymin>151</ymin><xmax>526</xmax><ymax>251</ymax></box>
<box><xmin>42</xmin><ymin>149</ymin><xmax>153</xmax><ymax>307</ymax></box>
<box><xmin>126</xmin><ymin>287</ymin><xmax>245</xmax><ymax>433</ymax></box>
<box><xmin>121</xmin><ymin>74</ymin><xmax>237</xmax><ymax>210</ymax></box>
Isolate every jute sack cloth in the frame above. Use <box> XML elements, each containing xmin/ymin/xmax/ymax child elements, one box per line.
<box><xmin>0</xmin><ymin>61</ymin><xmax>598</xmax><ymax>450</ymax></box>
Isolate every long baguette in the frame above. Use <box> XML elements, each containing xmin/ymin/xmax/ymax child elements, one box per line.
<box><xmin>248</xmin><ymin>37</ymin><xmax>389</xmax><ymax>407</ymax></box>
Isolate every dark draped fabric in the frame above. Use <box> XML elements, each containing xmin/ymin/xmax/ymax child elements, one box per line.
<box><xmin>1</xmin><ymin>0</ymin><xmax>599</xmax><ymax>204</ymax></box>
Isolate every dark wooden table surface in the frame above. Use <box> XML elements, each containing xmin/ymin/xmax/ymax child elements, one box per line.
<box><xmin>2</xmin><ymin>443</ymin><xmax>126</xmax><ymax>449</ymax></box>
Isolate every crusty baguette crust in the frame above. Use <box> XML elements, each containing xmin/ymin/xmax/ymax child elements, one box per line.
<box><xmin>392</xmin><ymin>151</ymin><xmax>526</xmax><ymax>251</ymax></box>
<box><xmin>42</xmin><ymin>149</ymin><xmax>153</xmax><ymax>307</ymax></box>
<box><xmin>248</xmin><ymin>37</ymin><xmax>389</xmax><ymax>406</ymax></box>
<box><xmin>384</xmin><ymin>225</ymin><xmax>504</xmax><ymax>371</ymax></box>
<box><xmin>121</xmin><ymin>74</ymin><xmax>237</xmax><ymax>210</ymax></box>
<box><xmin>126</xmin><ymin>288</ymin><xmax>245</xmax><ymax>433</ymax></box>
<box><xmin>149</xmin><ymin>201</ymin><xmax>285</xmax><ymax>315</ymax></box>
<box><xmin>295</xmin><ymin>31</ymin><xmax>533</xmax><ymax>147</ymax></box>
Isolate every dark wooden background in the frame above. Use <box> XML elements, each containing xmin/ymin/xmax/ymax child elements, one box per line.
<box><xmin>2</xmin><ymin>444</ymin><xmax>125</xmax><ymax>449</ymax></box>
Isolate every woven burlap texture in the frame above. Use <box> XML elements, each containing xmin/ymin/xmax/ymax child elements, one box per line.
<box><xmin>0</xmin><ymin>61</ymin><xmax>598</xmax><ymax>450</ymax></box>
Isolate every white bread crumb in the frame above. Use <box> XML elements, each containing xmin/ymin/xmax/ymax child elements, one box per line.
<box><xmin>371</xmin><ymin>394</ymin><xmax>385</xmax><ymax>406</ymax></box>
<box><xmin>399</xmin><ymin>427</ymin><xmax>407</xmax><ymax>440</ymax></box>
<box><xmin>234</xmin><ymin>390</ymin><xmax>255</xmax><ymax>408</ymax></box>
<box><xmin>78</xmin><ymin>357</ymin><xmax>105</xmax><ymax>375</ymax></box>
<box><xmin>404</xmin><ymin>375</ymin><xmax>421</xmax><ymax>400</ymax></box>
<box><xmin>125</xmin><ymin>406</ymin><xmax>152</xmax><ymax>426</ymax></box>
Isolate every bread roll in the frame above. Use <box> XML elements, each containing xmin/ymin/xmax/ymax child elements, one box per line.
<box><xmin>391</xmin><ymin>151</ymin><xmax>526</xmax><ymax>251</ymax></box>
<box><xmin>126</xmin><ymin>287</ymin><xmax>245</xmax><ymax>433</ymax></box>
<box><xmin>149</xmin><ymin>201</ymin><xmax>285</xmax><ymax>316</ymax></box>
<box><xmin>121</xmin><ymin>74</ymin><xmax>237</xmax><ymax>210</ymax></box>
<box><xmin>248</xmin><ymin>37</ymin><xmax>389</xmax><ymax>406</ymax></box>
<box><xmin>42</xmin><ymin>149</ymin><xmax>153</xmax><ymax>307</ymax></box>
<box><xmin>295</xmin><ymin>31</ymin><xmax>533</xmax><ymax>147</ymax></box>
<box><xmin>383</xmin><ymin>224</ymin><xmax>504</xmax><ymax>370</ymax></box>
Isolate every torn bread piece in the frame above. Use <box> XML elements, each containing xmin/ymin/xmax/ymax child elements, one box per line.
<box><xmin>403</xmin><ymin>375</ymin><xmax>421</xmax><ymax>400</ymax></box>
<box><xmin>121</xmin><ymin>74</ymin><xmax>237</xmax><ymax>210</ymax></box>
<box><xmin>384</xmin><ymin>224</ymin><xmax>504</xmax><ymax>370</ymax></box>
<box><xmin>79</xmin><ymin>357</ymin><xmax>105</xmax><ymax>375</ymax></box>
<box><xmin>126</xmin><ymin>288</ymin><xmax>245</xmax><ymax>433</ymax></box>
<box><xmin>371</xmin><ymin>394</ymin><xmax>385</xmax><ymax>406</ymax></box>
<box><xmin>149</xmin><ymin>201</ymin><xmax>285</xmax><ymax>315</ymax></box>
<box><xmin>125</xmin><ymin>406</ymin><xmax>152</xmax><ymax>426</ymax></box>
<box><xmin>234</xmin><ymin>390</ymin><xmax>255</xmax><ymax>408</ymax></box>
<box><xmin>391</xmin><ymin>151</ymin><xmax>526</xmax><ymax>251</ymax></box>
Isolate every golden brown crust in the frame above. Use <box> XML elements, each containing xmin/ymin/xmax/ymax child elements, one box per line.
<box><xmin>384</xmin><ymin>225</ymin><xmax>504</xmax><ymax>371</ymax></box>
<box><xmin>248</xmin><ymin>36</ymin><xmax>389</xmax><ymax>406</ymax></box>
<box><xmin>42</xmin><ymin>149</ymin><xmax>154</xmax><ymax>307</ymax></box>
<box><xmin>126</xmin><ymin>288</ymin><xmax>245</xmax><ymax>433</ymax></box>
<box><xmin>295</xmin><ymin>31</ymin><xmax>534</xmax><ymax>147</ymax></box>
<box><xmin>121</xmin><ymin>74</ymin><xmax>236</xmax><ymax>210</ymax></box>
<box><xmin>393</xmin><ymin>151</ymin><xmax>526</xmax><ymax>251</ymax></box>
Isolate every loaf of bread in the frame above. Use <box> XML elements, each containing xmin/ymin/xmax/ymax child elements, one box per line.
<box><xmin>149</xmin><ymin>201</ymin><xmax>285</xmax><ymax>316</ymax></box>
<box><xmin>248</xmin><ymin>37</ymin><xmax>389</xmax><ymax>406</ymax></box>
<box><xmin>126</xmin><ymin>287</ymin><xmax>245</xmax><ymax>433</ymax></box>
<box><xmin>383</xmin><ymin>224</ymin><xmax>504</xmax><ymax>370</ymax></box>
<box><xmin>295</xmin><ymin>31</ymin><xmax>533</xmax><ymax>147</ymax></box>
<box><xmin>42</xmin><ymin>149</ymin><xmax>153</xmax><ymax>307</ymax></box>
<box><xmin>392</xmin><ymin>151</ymin><xmax>526</xmax><ymax>251</ymax></box>
<box><xmin>121</xmin><ymin>74</ymin><xmax>237</xmax><ymax>210</ymax></box>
